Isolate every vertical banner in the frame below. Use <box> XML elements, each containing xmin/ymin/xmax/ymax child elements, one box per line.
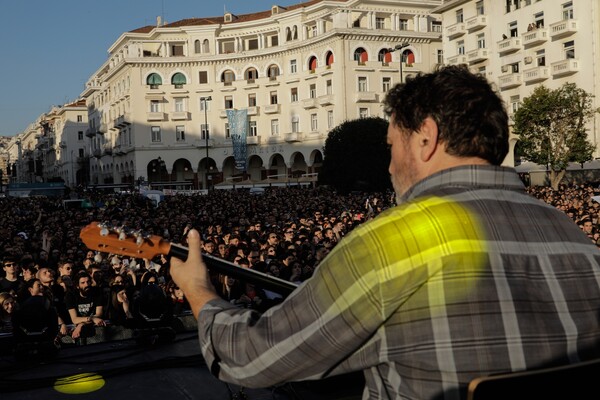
<box><xmin>227</xmin><ymin>109</ymin><xmax>248</xmax><ymax>171</ymax></box>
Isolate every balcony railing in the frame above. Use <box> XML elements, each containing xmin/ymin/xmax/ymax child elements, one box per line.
<box><xmin>171</xmin><ymin>111</ymin><xmax>190</xmax><ymax>121</ymax></box>
<box><xmin>246</xmin><ymin>106</ymin><xmax>259</xmax><ymax>116</ymax></box>
<box><xmin>467</xmin><ymin>48</ymin><xmax>488</xmax><ymax>64</ymax></box>
<box><xmin>551</xmin><ymin>58</ymin><xmax>579</xmax><ymax>77</ymax></box>
<box><xmin>318</xmin><ymin>94</ymin><xmax>334</xmax><ymax>106</ymax></box>
<box><xmin>549</xmin><ymin>19</ymin><xmax>578</xmax><ymax>40</ymax></box>
<box><xmin>446</xmin><ymin>55</ymin><xmax>467</xmax><ymax>65</ymax></box>
<box><xmin>263</xmin><ymin>104</ymin><xmax>280</xmax><ymax>114</ymax></box>
<box><xmin>246</xmin><ymin>135</ymin><xmax>261</xmax><ymax>145</ymax></box>
<box><xmin>445</xmin><ymin>22</ymin><xmax>466</xmax><ymax>39</ymax></box>
<box><xmin>523</xmin><ymin>66</ymin><xmax>550</xmax><ymax>84</ymax></box>
<box><xmin>146</xmin><ymin>112</ymin><xmax>166</xmax><ymax>121</ymax></box>
<box><xmin>285</xmin><ymin>132</ymin><xmax>304</xmax><ymax>142</ymax></box>
<box><xmin>354</xmin><ymin>92</ymin><xmax>378</xmax><ymax>103</ymax></box>
<box><xmin>466</xmin><ymin>15</ymin><xmax>487</xmax><ymax>32</ymax></box>
<box><xmin>522</xmin><ymin>28</ymin><xmax>548</xmax><ymax>48</ymax></box>
<box><xmin>497</xmin><ymin>37</ymin><xmax>521</xmax><ymax>56</ymax></box>
<box><xmin>302</xmin><ymin>98</ymin><xmax>319</xmax><ymax>109</ymax></box>
<box><xmin>498</xmin><ymin>73</ymin><xmax>522</xmax><ymax>90</ymax></box>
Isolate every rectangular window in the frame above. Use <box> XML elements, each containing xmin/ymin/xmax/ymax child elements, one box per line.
<box><xmin>249</xmin><ymin>121</ymin><xmax>257</xmax><ymax>136</ymax></box>
<box><xmin>79</xmin><ymin>148</ymin><xmax>84</xmax><ymax>158</ymax></box>
<box><xmin>563</xmin><ymin>2</ymin><xmax>574</xmax><ymax>20</ymax></box>
<box><xmin>311</xmin><ymin>25</ymin><xmax>317</xmax><ymax>37</ymax></box>
<box><xmin>222</xmin><ymin>41</ymin><xmax>235</xmax><ymax>54</ymax></box>
<box><xmin>201</xmin><ymin>124</ymin><xmax>210</xmax><ymax>140</ymax></box>
<box><xmin>172</xmin><ymin>45</ymin><xmax>184</xmax><ymax>56</ymax></box>
<box><xmin>456</xmin><ymin>9</ymin><xmax>464</xmax><ymax>23</ymax></box>
<box><xmin>150</xmin><ymin>100</ymin><xmax>160</xmax><ymax>113</ymax></box>
<box><xmin>310</xmin><ymin>114</ymin><xmax>318</xmax><ymax>131</ymax></box>
<box><xmin>534</xmin><ymin>12</ymin><xmax>544</xmax><ymax>28</ymax></box>
<box><xmin>382</xmin><ymin>77</ymin><xmax>391</xmax><ymax>93</ymax></box>
<box><xmin>359</xmin><ymin>108</ymin><xmax>369</xmax><ymax>119</ymax></box>
<box><xmin>290</xmin><ymin>59</ymin><xmax>297</xmax><ymax>74</ymax></box>
<box><xmin>271</xmin><ymin>35</ymin><xmax>279</xmax><ymax>47</ymax></box>
<box><xmin>309</xmin><ymin>84</ymin><xmax>317</xmax><ymax>99</ymax></box>
<box><xmin>78</xmin><ymin>131</ymin><xmax>84</xmax><ymax>140</ymax></box>
<box><xmin>247</xmin><ymin>38</ymin><xmax>259</xmax><ymax>50</ymax></box>
<box><xmin>457</xmin><ymin>40</ymin><xmax>465</xmax><ymax>55</ymax></box>
<box><xmin>358</xmin><ymin>76</ymin><xmax>368</xmax><ymax>92</ymax></box>
<box><xmin>376</xmin><ymin>17</ymin><xmax>385</xmax><ymax>30</ymax></box>
<box><xmin>476</xmin><ymin>1</ymin><xmax>484</xmax><ymax>15</ymax></box>
<box><xmin>176</xmin><ymin>125</ymin><xmax>185</xmax><ymax>141</ymax></box>
<box><xmin>175</xmin><ymin>98</ymin><xmax>184</xmax><ymax>112</ymax></box>
<box><xmin>564</xmin><ymin>40</ymin><xmax>575</xmax><ymax>59</ymax></box>
<box><xmin>326</xmin><ymin>79</ymin><xmax>333</xmax><ymax>95</ymax></box>
<box><xmin>200</xmin><ymin>98</ymin><xmax>211</xmax><ymax>112</ymax></box>
<box><xmin>327</xmin><ymin>110</ymin><xmax>334</xmax><ymax>129</ymax></box>
<box><xmin>437</xmin><ymin>49</ymin><xmax>444</xmax><ymax>64</ymax></box>
<box><xmin>77</xmin><ymin>115</ymin><xmax>83</xmax><ymax>122</ymax></box>
<box><xmin>399</xmin><ymin>19</ymin><xmax>408</xmax><ymax>30</ymax></box>
<box><xmin>224</xmin><ymin>96</ymin><xmax>234</xmax><ymax>109</ymax></box>
<box><xmin>199</xmin><ymin>71</ymin><xmax>208</xmax><ymax>84</ymax></box>
<box><xmin>292</xmin><ymin>118</ymin><xmax>299</xmax><ymax>133</ymax></box>
<box><xmin>510</xmin><ymin>95</ymin><xmax>520</xmax><ymax>113</ymax></box>
<box><xmin>248</xmin><ymin>94</ymin><xmax>257</xmax><ymax>107</ymax></box>
<box><xmin>536</xmin><ymin>49</ymin><xmax>546</xmax><ymax>66</ymax></box>
<box><xmin>509</xmin><ymin>21</ymin><xmax>518</xmax><ymax>37</ymax></box>
<box><xmin>225</xmin><ymin>123</ymin><xmax>230</xmax><ymax>138</ymax></box>
<box><xmin>151</xmin><ymin>126</ymin><xmax>161</xmax><ymax>142</ymax></box>
<box><xmin>477</xmin><ymin>33</ymin><xmax>486</xmax><ymax>49</ymax></box>
<box><xmin>271</xmin><ymin>119</ymin><xmax>279</xmax><ymax>136</ymax></box>
<box><xmin>477</xmin><ymin>66</ymin><xmax>486</xmax><ymax>76</ymax></box>
<box><xmin>291</xmin><ymin>87</ymin><xmax>298</xmax><ymax>102</ymax></box>
<box><xmin>431</xmin><ymin>21</ymin><xmax>442</xmax><ymax>32</ymax></box>
<box><xmin>511</xmin><ymin>62</ymin><xmax>520</xmax><ymax>73</ymax></box>
<box><xmin>270</xmin><ymin>91</ymin><xmax>278</xmax><ymax>105</ymax></box>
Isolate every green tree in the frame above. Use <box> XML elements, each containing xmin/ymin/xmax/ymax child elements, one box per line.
<box><xmin>319</xmin><ymin>117</ymin><xmax>391</xmax><ymax>193</ymax></box>
<box><xmin>513</xmin><ymin>83</ymin><xmax>598</xmax><ymax>189</ymax></box>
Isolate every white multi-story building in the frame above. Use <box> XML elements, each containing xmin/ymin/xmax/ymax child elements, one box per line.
<box><xmin>434</xmin><ymin>0</ymin><xmax>600</xmax><ymax>166</ymax></box>
<box><xmin>78</xmin><ymin>0</ymin><xmax>443</xmax><ymax>189</ymax></box>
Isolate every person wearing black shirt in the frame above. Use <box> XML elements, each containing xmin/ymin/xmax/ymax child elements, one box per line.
<box><xmin>65</xmin><ymin>273</ymin><xmax>105</xmax><ymax>339</ymax></box>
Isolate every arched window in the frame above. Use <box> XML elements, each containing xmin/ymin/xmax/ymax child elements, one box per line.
<box><xmin>293</xmin><ymin>26</ymin><xmax>298</xmax><ymax>40</ymax></box>
<box><xmin>222</xmin><ymin>70</ymin><xmax>236</xmax><ymax>86</ymax></box>
<box><xmin>286</xmin><ymin>27</ymin><xmax>292</xmax><ymax>41</ymax></box>
<box><xmin>378</xmin><ymin>49</ymin><xmax>392</xmax><ymax>64</ymax></box>
<box><xmin>308</xmin><ymin>56</ymin><xmax>318</xmax><ymax>72</ymax></box>
<box><xmin>171</xmin><ymin>73</ymin><xmax>187</xmax><ymax>88</ymax></box>
<box><xmin>244</xmin><ymin>67</ymin><xmax>258</xmax><ymax>83</ymax></box>
<box><xmin>354</xmin><ymin>47</ymin><xmax>368</xmax><ymax>63</ymax></box>
<box><xmin>267</xmin><ymin>64</ymin><xmax>279</xmax><ymax>80</ymax></box>
<box><xmin>202</xmin><ymin>39</ymin><xmax>210</xmax><ymax>53</ymax></box>
<box><xmin>404</xmin><ymin>50</ymin><xmax>415</xmax><ymax>65</ymax></box>
<box><xmin>326</xmin><ymin>51</ymin><xmax>334</xmax><ymax>67</ymax></box>
<box><xmin>146</xmin><ymin>73</ymin><xmax>162</xmax><ymax>89</ymax></box>
<box><xmin>194</xmin><ymin>40</ymin><xmax>201</xmax><ymax>54</ymax></box>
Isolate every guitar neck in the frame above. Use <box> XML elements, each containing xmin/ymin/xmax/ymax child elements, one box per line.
<box><xmin>168</xmin><ymin>243</ymin><xmax>298</xmax><ymax>297</ymax></box>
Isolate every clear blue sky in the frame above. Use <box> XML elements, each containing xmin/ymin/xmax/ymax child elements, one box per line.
<box><xmin>0</xmin><ymin>0</ymin><xmax>300</xmax><ymax>136</ymax></box>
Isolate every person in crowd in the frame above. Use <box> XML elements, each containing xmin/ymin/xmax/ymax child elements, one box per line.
<box><xmin>169</xmin><ymin>65</ymin><xmax>600</xmax><ymax>399</ymax></box>
<box><xmin>65</xmin><ymin>272</ymin><xmax>105</xmax><ymax>340</ymax></box>
<box><xmin>0</xmin><ymin>257</ymin><xmax>22</xmax><ymax>296</ymax></box>
<box><xmin>0</xmin><ymin>291</ymin><xmax>16</xmax><ymax>332</ymax></box>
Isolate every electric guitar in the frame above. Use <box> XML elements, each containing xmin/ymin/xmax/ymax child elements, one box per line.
<box><xmin>79</xmin><ymin>221</ymin><xmax>298</xmax><ymax>296</ymax></box>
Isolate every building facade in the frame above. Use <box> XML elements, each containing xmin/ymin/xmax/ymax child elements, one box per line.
<box><xmin>76</xmin><ymin>0</ymin><xmax>443</xmax><ymax>190</ymax></box>
<box><xmin>434</xmin><ymin>0</ymin><xmax>600</xmax><ymax>166</ymax></box>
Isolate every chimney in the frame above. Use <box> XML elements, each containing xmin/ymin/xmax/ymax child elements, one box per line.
<box><xmin>157</xmin><ymin>16</ymin><xmax>162</xmax><ymax>26</ymax></box>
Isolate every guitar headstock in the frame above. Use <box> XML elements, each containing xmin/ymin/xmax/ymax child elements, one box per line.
<box><xmin>79</xmin><ymin>221</ymin><xmax>170</xmax><ymax>259</ymax></box>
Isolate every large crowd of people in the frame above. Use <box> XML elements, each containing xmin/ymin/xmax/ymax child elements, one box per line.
<box><xmin>0</xmin><ymin>186</ymin><xmax>394</xmax><ymax>341</ymax></box>
<box><xmin>1</xmin><ymin>180</ymin><xmax>599</xmax><ymax>344</ymax></box>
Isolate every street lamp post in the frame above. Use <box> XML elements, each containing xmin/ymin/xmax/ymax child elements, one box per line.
<box><xmin>200</xmin><ymin>96</ymin><xmax>212</xmax><ymax>190</ymax></box>
<box><xmin>389</xmin><ymin>42</ymin><xmax>410</xmax><ymax>84</ymax></box>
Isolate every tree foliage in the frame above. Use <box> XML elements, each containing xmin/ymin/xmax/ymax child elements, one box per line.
<box><xmin>513</xmin><ymin>83</ymin><xmax>598</xmax><ymax>189</ymax></box>
<box><xmin>318</xmin><ymin>117</ymin><xmax>391</xmax><ymax>193</ymax></box>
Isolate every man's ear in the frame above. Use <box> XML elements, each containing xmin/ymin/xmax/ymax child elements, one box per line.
<box><xmin>418</xmin><ymin>117</ymin><xmax>439</xmax><ymax>162</ymax></box>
